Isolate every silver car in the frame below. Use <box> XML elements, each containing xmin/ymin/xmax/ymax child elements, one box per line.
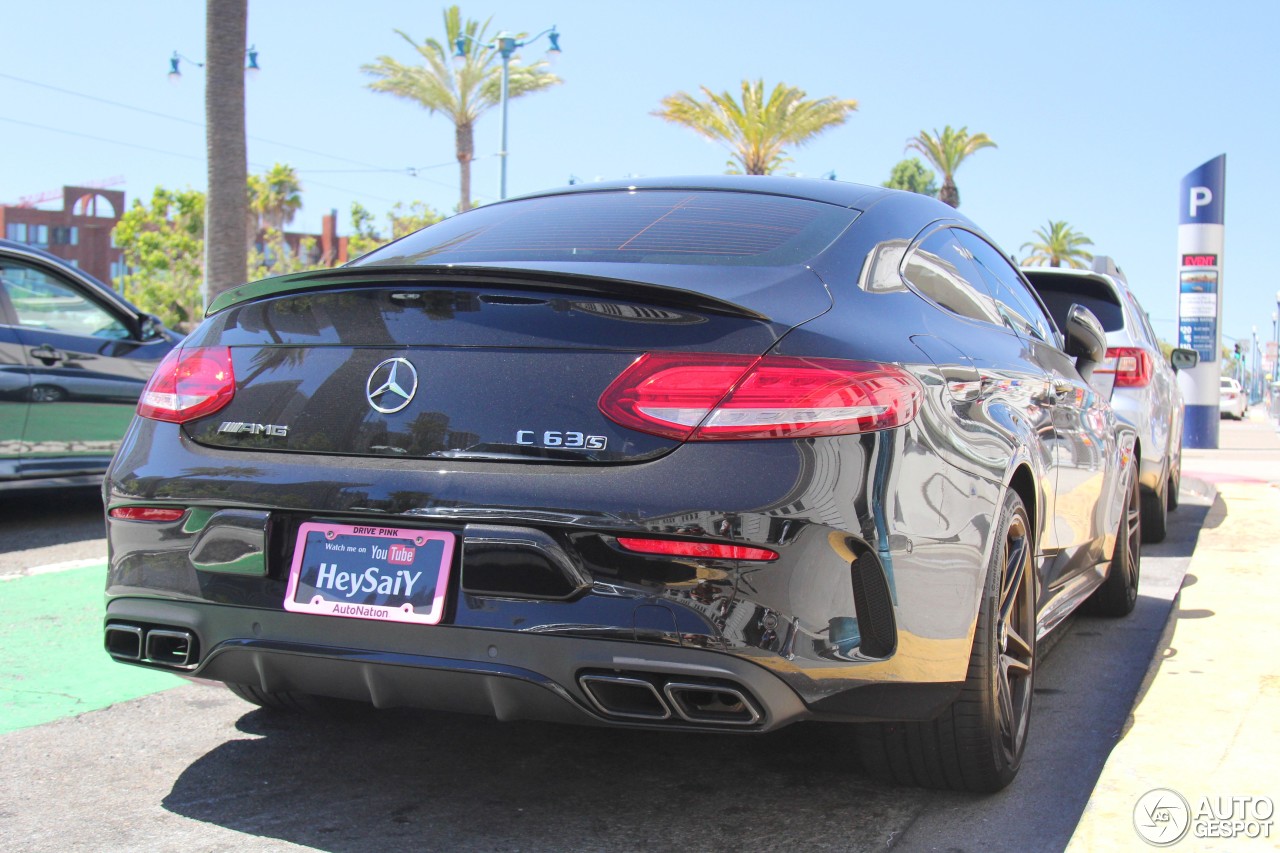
<box><xmin>1022</xmin><ymin>259</ymin><xmax>1197</xmax><ymax>543</ymax></box>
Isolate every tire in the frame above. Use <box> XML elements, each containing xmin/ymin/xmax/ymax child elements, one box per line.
<box><xmin>1086</xmin><ymin>460</ymin><xmax>1142</xmax><ymax>617</ymax></box>
<box><xmin>226</xmin><ymin>682</ymin><xmax>371</xmax><ymax>717</ymax></box>
<box><xmin>1140</xmin><ymin>483</ymin><xmax>1168</xmax><ymax>544</ymax></box>
<box><xmin>1166</xmin><ymin>448</ymin><xmax>1181</xmax><ymax>512</ymax></box>
<box><xmin>855</xmin><ymin>490</ymin><xmax>1036</xmax><ymax>793</ymax></box>
<box><xmin>28</xmin><ymin>384</ymin><xmax>65</xmax><ymax>403</ymax></box>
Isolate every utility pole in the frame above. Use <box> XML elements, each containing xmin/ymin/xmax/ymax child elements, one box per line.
<box><xmin>203</xmin><ymin>0</ymin><xmax>249</xmax><ymax>307</ymax></box>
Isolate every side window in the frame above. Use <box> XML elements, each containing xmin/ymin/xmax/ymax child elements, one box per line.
<box><xmin>956</xmin><ymin>231</ymin><xmax>1055</xmax><ymax>343</ymax></box>
<box><xmin>902</xmin><ymin>229</ymin><xmax>1003</xmax><ymax>327</ymax></box>
<box><xmin>0</xmin><ymin>259</ymin><xmax>130</xmax><ymax>340</ymax></box>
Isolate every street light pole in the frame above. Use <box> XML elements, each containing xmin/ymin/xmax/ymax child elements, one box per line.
<box><xmin>1253</xmin><ymin>325</ymin><xmax>1260</xmax><ymax>401</ymax></box>
<box><xmin>498</xmin><ymin>34</ymin><xmax>513</xmax><ymax>200</ymax></box>
<box><xmin>455</xmin><ymin>26</ymin><xmax>560</xmax><ymax>201</ymax></box>
<box><xmin>1273</xmin><ymin>307</ymin><xmax>1279</xmax><ymax>415</ymax></box>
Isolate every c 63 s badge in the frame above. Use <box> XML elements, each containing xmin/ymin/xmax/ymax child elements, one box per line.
<box><xmin>219</xmin><ymin>422</ymin><xmax>289</xmax><ymax>438</ymax></box>
<box><xmin>516</xmin><ymin>430</ymin><xmax>607</xmax><ymax>450</ymax></box>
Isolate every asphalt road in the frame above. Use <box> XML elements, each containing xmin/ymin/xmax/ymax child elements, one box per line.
<box><xmin>0</xmin><ymin>485</ymin><xmax>109</xmax><ymax>576</ymax></box>
<box><xmin>0</xmin><ymin>481</ymin><xmax>1213</xmax><ymax>853</ymax></box>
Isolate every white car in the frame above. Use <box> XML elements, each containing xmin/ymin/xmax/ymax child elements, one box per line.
<box><xmin>1219</xmin><ymin>377</ymin><xmax>1248</xmax><ymax>420</ymax></box>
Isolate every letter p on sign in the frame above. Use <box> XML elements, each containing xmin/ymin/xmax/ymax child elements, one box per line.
<box><xmin>1189</xmin><ymin>186</ymin><xmax>1213</xmax><ymax>217</ymax></box>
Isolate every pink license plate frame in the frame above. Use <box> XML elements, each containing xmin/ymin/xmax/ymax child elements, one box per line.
<box><xmin>283</xmin><ymin>522</ymin><xmax>456</xmax><ymax>625</ymax></box>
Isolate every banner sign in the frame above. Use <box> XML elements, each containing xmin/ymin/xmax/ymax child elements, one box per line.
<box><xmin>1178</xmin><ymin>271</ymin><xmax>1218</xmax><ymax>362</ymax></box>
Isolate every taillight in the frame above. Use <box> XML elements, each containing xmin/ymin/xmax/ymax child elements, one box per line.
<box><xmin>616</xmin><ymin>537</ymin><xmax>779</xmax><ymax>561</ymax></box>
<box><xmin>1101</xmin><ymin>347</ymin><xmax>1153</xmax><ymax>387</ymax></box>
<box><xmin>137</xmin><ymin>346</ymin><xmax>235</xmax><ymax>423</ymax></box>
<box><xmin>598</xmin><ymin>353</ymin><xmax>921</xmax><ymax>440</ymax></box>
<box><xmin>109</xmin><ymin>506</ymin><xmax>186</xmax><ymax>522</ymax></box>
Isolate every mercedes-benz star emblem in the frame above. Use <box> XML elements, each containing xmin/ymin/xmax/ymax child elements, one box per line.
<box><xmin>366</xmin><ymin>358</ymin><xmax>419</xmax><ymax>414</ymax></box>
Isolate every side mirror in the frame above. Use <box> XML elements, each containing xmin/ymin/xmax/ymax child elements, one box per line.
<box><xmin>1170</xmin><ymin>347</ymin><xmax>1199</xmax><ymax>372</ymax></box>
<box><xmin>138</xmin><ymin>314</ymin><xmax>164</xmax><ymax>342</ymax></box>
<box><xmin>1064</xmin><ymin>303</ymin><xmax>1107</xmax><ymax>368</ymax></box>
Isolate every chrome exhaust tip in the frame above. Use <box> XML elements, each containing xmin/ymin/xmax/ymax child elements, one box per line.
<box><xmin>143</xmin><ymin>628</ymin><xmax>197</xmax><ymax>669</ymax></box>
<box><xmin>104</xmin><ymin>623</ymin><xmax>144</xmax><ymax>661</ymax></box>
<box><xmin>663</xmin><ymin>682</ymin><xmax>762</xmax><ymax>726</ymax></box>
<box><xmin>579</xmin><ymin>674</ymin><xmax>672</xmax><ymax>721</ymax></box>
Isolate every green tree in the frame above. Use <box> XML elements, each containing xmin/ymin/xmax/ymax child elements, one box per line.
<box><xmin>883</xmin><ymin>158</ymin><xmax>938</xmax><ymax>196</ymax></box>
<box><xmin>362</xmin><ymin>6</ymin><xmax>562</xmax><ymax>213</ymax></box>
<box><xmin>113</xmin><ymin>188</ymin><xmax>206</xmax><ymax>331</ymax></box>
<box><xmin>654</xmin><ymin>79</ymin><xmax>858</xmax><ymax>175</ymax></box>
<box><xmin>248</xmin><ymin>228</ymin><xmax>327</xmax><ymax>280</ymax></box>
<box><xmin>905</xmin><ymin>125</ymin><xmax>996</xmax><ymax>208</ymax></box>
<box><xmin>348</xmin><ymin>200</ymin><xmax>445</xmax><ymax>258</ymax></box>
<box><xmin>204</xmin><ymin>0</ymin><xmax>249</xmax><ymax>304</ymax></box>
<box><xmin>1020</xmin><ymin>220</ymin><xmax>1095</xmax><ymax>268</ymax></box>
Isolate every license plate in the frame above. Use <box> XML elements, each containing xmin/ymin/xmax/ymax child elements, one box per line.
<box><xmin>283</xmin><ymin>522</ymin><xmax>456</xmax><ymax>625</ymax></box>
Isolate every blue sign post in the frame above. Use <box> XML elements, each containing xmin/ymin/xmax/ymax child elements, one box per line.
<box><xmin>1177</xmin><ymin>155</ymin><xmax>1226</xmax><ymax>449</ymax></box>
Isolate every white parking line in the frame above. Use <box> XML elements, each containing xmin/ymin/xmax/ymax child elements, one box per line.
<box><xmin>0</xmin><ymin>557</ymin><xmax>106</xmax><ymax>581</ymax></box>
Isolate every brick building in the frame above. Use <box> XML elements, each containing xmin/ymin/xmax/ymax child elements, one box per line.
<box><xmin>0</xmin><ymin>186</ymin><xmax>125</xmax><ymax>283</ymax></box>
<box><xmin>1</xmin><ymin>185</ymin><xmax>349</xmax><ymax>286</ymax></box>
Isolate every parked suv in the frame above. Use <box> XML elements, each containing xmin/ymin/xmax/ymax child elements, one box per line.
<box><xmin>1</xmin><ymin>238</ymin><xmax>181</xmax><ymax>490</ymax></box>
<box><xmin>1022</xmin><ymin>258</ymin><xmax>1197</xmax><ymax>543</ymax></box>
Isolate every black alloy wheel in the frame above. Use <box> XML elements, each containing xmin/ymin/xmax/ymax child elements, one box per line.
<box><xmin>992</xmin><ymin>503</ymin><xmax>1035</xmax><ymax>771</ymax></box>
<box><xmin>855</xmin><ymin>490</ymin><xmax>1036</xmax><ymax>792</ymax></box>
<box><xmin>1087</xmin><ymin>460</ymin><xmax>1142</xmax><ymax>617</ymax></box>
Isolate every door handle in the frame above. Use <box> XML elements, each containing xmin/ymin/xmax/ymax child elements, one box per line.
<box><xmin>30</xmin><ymin>345</ymin><xmax>67</xmax><ymax>364</ymax></box>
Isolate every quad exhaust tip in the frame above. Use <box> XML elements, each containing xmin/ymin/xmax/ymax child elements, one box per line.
<box><xmin>579</xmin><ymin>674</ymin><xmax>671</xmax><ymax>720</ymax></box>
<box><xmin>578</xmin><ymin>673</ymin><xmax>763</xmax><ymax>727</ymax></box>
<box><xmin>663</xmin><ymin>682</ymin><xmax>762</xmax><ymax>726</ymax></box>
<box><xmin>105</xmin><ymin>623</ymin><xmax>198</xmax><ymax>670</ymax></box>
<box><xmin>104</xmin><ymin>624</ymin><xmax>143</xmax><ymax>661</ymax></box>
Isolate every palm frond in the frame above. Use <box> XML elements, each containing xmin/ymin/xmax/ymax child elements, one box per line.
<box><xmin>654</xmin><ymin>79</ymin><xmax>856</xmax><ymax>175</ymax></box>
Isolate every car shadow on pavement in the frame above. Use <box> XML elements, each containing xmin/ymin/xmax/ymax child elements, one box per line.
<box><xmin>0</xmin><ymin>486</ymin><xmax>106</xmax><ymax>549</ymax></box>
<box><xmin>157</xmin><ymin>497</ymin><xmax>1217</xmax><ymax>853</ymax></box>
<box><xmin>160</xmin><ymin>706</ymin><xmax>937</xmax><ymax>853</ymax></box>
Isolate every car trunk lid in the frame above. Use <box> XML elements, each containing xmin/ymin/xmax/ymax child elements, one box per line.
<box><xmin>181</xmin><ymin>266</ymin><xmax>831</xmax><ymax>464</ymax></box>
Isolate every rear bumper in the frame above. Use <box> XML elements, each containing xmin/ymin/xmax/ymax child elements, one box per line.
<box><xmin>104</xmin><ymin>417</ymin><xmax>1000</xmax><ymax>727</ymax></box>
<box><xmin>105</xmin><ymin>597</ymin><xmax>961</xmax><ymax>728</ymax></box>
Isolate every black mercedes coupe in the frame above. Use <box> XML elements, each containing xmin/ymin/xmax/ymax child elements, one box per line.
<box><xmin>103</xmin><ymin>177</ymin><xmax>1140</xmax><ymax>792</ymax></box>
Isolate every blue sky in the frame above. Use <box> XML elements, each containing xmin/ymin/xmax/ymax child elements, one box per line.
<box><xmin>2</xmin><ymin>1</ymin><xmax>1278</xmax><ymax>353</ymax></box>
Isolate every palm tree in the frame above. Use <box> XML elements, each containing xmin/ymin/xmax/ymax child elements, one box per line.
<box><xmin>249</xmin><ymin>163</ymin><xmax>303</xmax><ymax>232</ymax></box>
<box><xmin>204</xmin><ymin>0</ymin><xmax>249</xmax><ymax>305</ymax></box>
<box><xmin>1020</xmin><ymin>221</ymin><xmax>1095</xmax><ymax>268</ymax></box>
<box><xmin>905</xmin><ymin>125</ymin><xmax>997</xmax><ymax>208</ymax></box>
<box><xmin>654</xmin><ymin>79</ymin><xmax>858</xmax><ymax>175</ymax></box>
<box><xmin>362</xmin><ymin>6</ymin><xmax>561</xmax><ymax>213</ymax></box>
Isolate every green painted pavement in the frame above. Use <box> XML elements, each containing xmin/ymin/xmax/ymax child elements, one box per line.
<box><xmin>0</xmin><ymin>565</ymin><xmax>181</xmax><ymax>734</ymax></box>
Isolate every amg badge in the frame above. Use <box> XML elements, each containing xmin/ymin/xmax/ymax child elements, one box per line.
<box><xmin>218</xmin><ymin>422</ymin><xmax>289</xmax><ymax>438</ymax></box>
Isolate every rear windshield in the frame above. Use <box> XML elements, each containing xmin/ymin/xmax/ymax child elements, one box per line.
<box><xmin>1023</xmin><ymin>274</ymin><xmax>1124</xmax><ymax>332</ymax></box>
<box><xmin>351</xmin><ymin>190</ymin><xmax>857</xmax><ymax>268</ymax></box>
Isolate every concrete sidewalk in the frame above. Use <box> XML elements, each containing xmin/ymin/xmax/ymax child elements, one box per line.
<box><xmin>1068</xmin><ymin>413</ymin><xmax>1280</xmax><ymax>850</ymax></box>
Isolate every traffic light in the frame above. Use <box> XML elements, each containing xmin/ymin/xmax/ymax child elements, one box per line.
<box><xmin>1234</xmin><ymin>342</ymin><xmax>1243</xmax><ymax>360</ymax></box>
